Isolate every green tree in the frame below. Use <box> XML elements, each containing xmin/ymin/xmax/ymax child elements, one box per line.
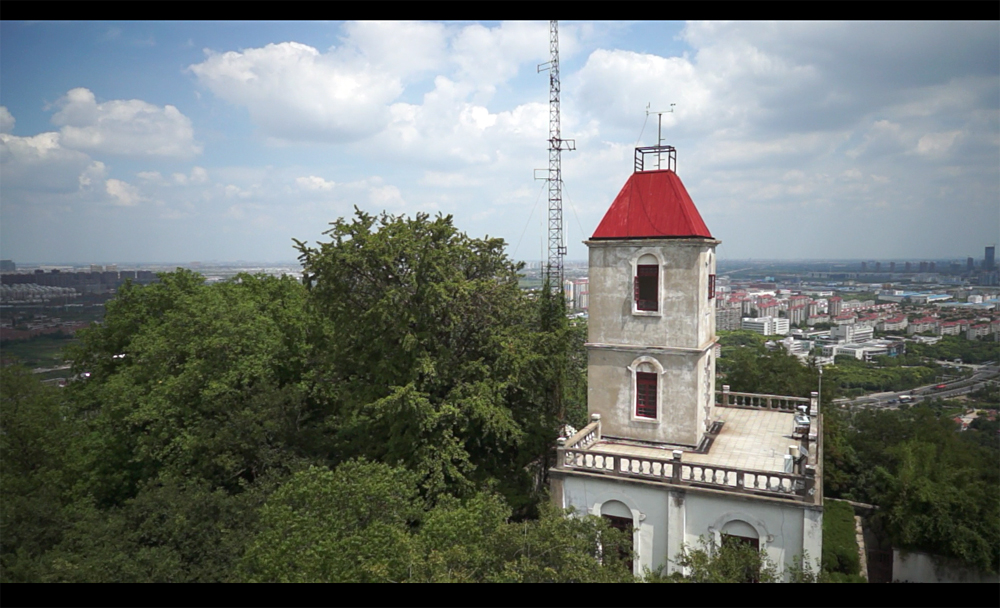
<box><xmin>0</xmin><ymin>366</ymin><xmax>74</xmax><ymax>582</ymax></box>
<box><xmin>64</xmin><ymin>271</ymin><xmax>314</xmax><ymax>506</ymax></box>
<box><xmin>240</xmin><ymin>460</ymin><xmax>634</xmax><ymax>583</ymax></box>
<box><xmin>295</xmin><ymin>210</ymin><xmax>566</xmax><ymax>509</ymax></box>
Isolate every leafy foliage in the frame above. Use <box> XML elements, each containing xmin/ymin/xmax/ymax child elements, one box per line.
<box><xmin>821</xmin><ymin>499</ymin><xmax>860</xmax><ymax>578</ymax></box>
<box><xmin>832</xmin><ymin>405</ymin><xmax>1000</xmax><ymax>573</ymax></box>
<box><xmin>294</xmin><ymin>209</ymin><xmax>568</xmax><ymax>509</ymax></box>
<box><xmin>240</xmin><ymin>461</ymin><xmax>634</xmax><ymax>583</ymax></box>
<box><xmin>907</xmin><ymin>335</ymin><xmax>1000</xmax><ymax>365</ymax></box>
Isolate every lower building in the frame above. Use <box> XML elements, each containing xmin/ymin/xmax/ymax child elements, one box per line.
<box><xmin>742</xmin><ymin>316</ymin><xmax>790</xmax><ymax>336</ymax></box>
<box><xmin>716</xmin><ymin>307</ymin><xmax>742</xmax><ymax>331</ymax></box>
<box><xmin>552</xmin><ymin>389</ymin><xmax>823</xmax><ymax>579</ymax></box>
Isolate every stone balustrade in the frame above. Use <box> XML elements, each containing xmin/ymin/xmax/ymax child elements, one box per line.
<box><xmin>717</xmin><ymin>386</ymin><xmax>818</xmax><ymax>414</ymax></box>
<box><xmin>558</xmin><ymin>446</ymin><xmax>814</xmax><ymax>502</ymax></box>
<box><xmin>560</xmin><ymin>414</ymin><xmax>602</xmax><ymax>450</ymax></box>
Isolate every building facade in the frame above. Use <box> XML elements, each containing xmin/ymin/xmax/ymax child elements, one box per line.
<box><xmin>550</xmin><ymin>148</ymin><xmax>823</xmax><ymax>579</ymax></box>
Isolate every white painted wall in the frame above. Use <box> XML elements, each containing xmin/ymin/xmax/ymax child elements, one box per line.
<box><xmin>561</xmin><ymin>473</ymin><xmax>818</xmax><ymax>579</ymax></box>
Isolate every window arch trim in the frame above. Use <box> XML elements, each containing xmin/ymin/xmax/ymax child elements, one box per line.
<box><xmin>628</xmin><ymin>356</ymin><xmax>665</xmax><ymax>423</ymax></box>
<box><xmin>631</xmin><ymin>249</ymin><xmax>664</xmax><ymax>317</ymax></box>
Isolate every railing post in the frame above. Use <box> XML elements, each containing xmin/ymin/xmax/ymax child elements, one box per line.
<box><xmin>591</xmin><ymin>412</ymin><xmax>602</xmax><ymax>442</ymax></box>
<box><xmin>722</xmin><ymin>385</ymin><xmax>730</xmax><ymax>407</ymax></box>
<box><xmin>810</xmin><ymin>391</ymin><xmax>819</xmax><ymax>416</ymax></box>
<box><xmin>804</xmin><ymin>465</ymin><xmax>816</xmax><ymax>498</ymax></box>
<box><xmin>671</xmin><ymin>450</ymin><xmax>683</xmax><ymax>483</ymax></box>
<box><xmin>556</xmin><ymin>437</ymin><xmax>566</xmax><ymax>470</ymax></box>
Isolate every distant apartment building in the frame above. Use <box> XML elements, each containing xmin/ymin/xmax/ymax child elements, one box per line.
<box><xmin>741</xmin><ymin>316</ymin><xmax>789</xmax><ymax>336</ymax></box>
<box><xmin>828</xmin><ymin>296</ymin><xmax>843</xmax><ymax>317</ymax></box>
<box><xmin>0</xmin><ymin>260</ymin><xmax>15</xmax><ymax>273</ymax></box>
<box><xmin>786</xmin><ymin>304</ymin><xmax>807</xmax><ymax>326</ymax></box>
<box><xmin>807</xmin><ymin>314</ymin><xmax>830</xmax><ymax>326</ymax></box>
<box><xmin>986</xmin><ymin>246</ymin><xmax>996</xmax><ymax>271</ymax></box>
<box><xmin>564</xmin><ymin>278</ymin><xmax>589</xmax><ymax>310</ymax></box>
<box><xmin>877</xmin><ymin>315</ymin><xmax>909</xmax><ymax>332</ymax></box>
<box><xmin>832</xmin><ymin>314</ymin><xmax>856</xmax><ymax>325</ymax></box>
<box><xmin>716</xmin><ymin>307</ymin><xmax>742</xmax><ymax>331</ymax></box>
<box><xmin>753</xmin><ymin>299</ymin><xmax>779</xmax><ymax>319</ymax></box>
<box><xmin>908</xmin><ymin>317</ymin><xmax>940</xmax><ymax>335</ymax></box>
<box><xmin>966</xmin><ymin>324</ymin><xmax>992</xmax><ymax>340</ymax></box>
<box><xmin>937</xmin><ymin>321</ymin><xmax>966</xmax><ymax>336</ymax></box>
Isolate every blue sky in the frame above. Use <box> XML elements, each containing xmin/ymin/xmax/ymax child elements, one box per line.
<box><xmin>2</xmin><ymin>21</ymin><xmax>997</xmax><ymax>265</ymax></box>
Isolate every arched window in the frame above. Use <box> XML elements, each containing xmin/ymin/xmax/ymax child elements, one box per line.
<box><xmin>634</xmin><ymin>253</ymin><xmax>659</xmax><ymax>312</ymax></box>
<box><xmin>629</xmin><ymin>357</ymin><xmax>663</xmax><ymax>422</ymax></box>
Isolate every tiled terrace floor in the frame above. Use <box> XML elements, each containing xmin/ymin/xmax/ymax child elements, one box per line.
<box><xmin>592</xmin><ymin>407</ymin><xmax>807</xmax><ymax>474</ymax></box>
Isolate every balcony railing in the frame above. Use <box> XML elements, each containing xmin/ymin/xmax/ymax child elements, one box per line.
<box><xmin>555</xmin><ymin>396</ymin><xmax>821</xmax><ymax>503</ymax></box>
<box><xmin>717</xmin><ymin>385</ymin><xmax>817</xmax><ymax>415</ymax></box>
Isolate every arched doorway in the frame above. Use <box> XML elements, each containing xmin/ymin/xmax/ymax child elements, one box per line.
<box><xmin>601</xmin><ymin>500</ymin><xmax>634</xmax><ymax>573</ymax></box>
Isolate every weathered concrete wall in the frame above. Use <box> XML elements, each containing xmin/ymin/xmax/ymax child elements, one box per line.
<box><xmin>585</xmin><ymin>238</ymin><xmax>718</xmax><ymax>446</ymax></box>
<box><xmin>586</xmin><ymin>239</ymin><xmax>718</xmax><ymax>350</ymax></box>
<box><xmin>587</xmin><ymin>347</ymin><xmax>703</xmax><ymax>445</ymax></box>
<box><xmin>892</xmin><ymin>549</ymin><xmax>1000</xmax><ymax>583</ymax></box>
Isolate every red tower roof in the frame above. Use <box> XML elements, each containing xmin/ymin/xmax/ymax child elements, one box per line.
<box><xmin>591</xmin><ymin>169</ymin><xmax>712</xmax><ymax>240</ymax></box>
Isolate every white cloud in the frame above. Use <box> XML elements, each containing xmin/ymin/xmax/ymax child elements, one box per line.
<box><xmin>296</xmin><ymin>176</ymin><xmax>336</xmax><ymax>191</ymax></box>
<box><xmin>190</xmin><ymin>166</ymin><xmax>209</xmax><ymax>184</ymax></box>
<box><xmin>0</xmin><ymin>131</ymin><xmax>95</xmax><ymax>192</ymax></box>
<box><xmin>137</xmin><ymin>170</ymin><xmax>164</xmax><ymax>182</ymax></box>
<box><xmin>189</xmin><ymin>42</ymin><xmax>403</xmax><ymax>143</ymax></box>
<box><xmin>915</xmin><ymin>130</ymin><xmax>962</xmax><ymax>156</ymax></box>
<box><xmin>0</xmin><ymin>107</ymin><xmax>14</xmax><ymax>134</ymax></box>
<box><xmin>50</xmin><ymin>88</ymin><xmax>201</xmax><ymax>158</ymax></box>
<box><xmin>105</xmin><ymin>178</ymin><xmax>146</xmax><ymax>206</ymax></box>
<box><xmin>451</xmin><ymin>21</ymin><xmax>553</xmax><ymax>97</ymax></box>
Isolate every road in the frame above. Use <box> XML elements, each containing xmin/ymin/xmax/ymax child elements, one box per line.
<box><xmin>834</xmin><ymin>365</ymin><xmax>999</xmax><ymax>408</ymax></box>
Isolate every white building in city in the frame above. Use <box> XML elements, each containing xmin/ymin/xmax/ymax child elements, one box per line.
<box><xmin>741</xmin><ymin>316</ymin><xmax>790</xmax><ymax>336</ymax></box>
<box><xmin>550</xmin><ymin>148</ymin><xmax>823</xmax><ymax>579</ymax></box>
<box><xmin>831</xmin><ymin>323</ymin><xmax>874</xmax><ymax>344</ymax></box>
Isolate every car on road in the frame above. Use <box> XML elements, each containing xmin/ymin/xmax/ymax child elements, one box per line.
<box><xmin>935</xmin><ymin>384</ymin><xmax>947</xmax><ymax>390</ymax></box>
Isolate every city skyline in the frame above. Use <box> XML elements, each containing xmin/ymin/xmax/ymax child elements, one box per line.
<box><xmin>2</xmin><ymin>21</ymin><xmax>998</xmax><ymax>264</ymax></box>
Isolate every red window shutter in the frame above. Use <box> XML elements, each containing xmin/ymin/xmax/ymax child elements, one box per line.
<box><xmin>636</xmin><ymin>372</ymin><xmax>657</xmax><ymax>418</ymax></box>
<box><xmin>636</xmin><ymin>265</ymin><xmax>658</xmax><ymax>311</ymax></box>
<box><xmin>708</xmin><ymin>274</ymin><xmax>716</xmax><ymax>300</ymax></box>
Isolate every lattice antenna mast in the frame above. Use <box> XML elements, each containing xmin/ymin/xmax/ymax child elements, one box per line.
<box><xmin>537</xmin><ymin>20</ymin><xmax>575</xmax><ymax>294</ymax></box>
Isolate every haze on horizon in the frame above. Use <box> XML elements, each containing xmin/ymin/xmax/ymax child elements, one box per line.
<box><xmin>2</xmin><ymin>21</ymin><xmax>998</xmax><ymax>266</ymax></box>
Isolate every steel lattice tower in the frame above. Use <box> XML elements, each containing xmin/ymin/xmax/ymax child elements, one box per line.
<box><xmin>539</xmin><ymin>20</ymin><xmax>575</xmax><ymax>294</ymax></box>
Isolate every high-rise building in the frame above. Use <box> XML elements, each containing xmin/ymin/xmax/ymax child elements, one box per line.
<box><xmin>905</xmin><ymin>262</ymin><xmax>912</xmax><ymax>272</ymax></box>
<box><xmin>552</xmin><ymin>147</ymin><xmax>822</xmax><ymax>579</ymax></box>
<box><xmin>929</xmin><ymin>262</ymin><xmax>936</xmax><ymax>272</ymax></box>
<box><xmin>968</xmin><ymin>257</ymin><xmax>975</xmax><ymax>272</ymax></box>
<box><xmin>889</xmin><ymin>262</ymin><xmax>896</xmax><ymax>272</ymax></box>
<box><xmin>0</xmin><ymin>260</ymin><xmax>15</xmax><ymax>273</ymax></box>
<box><xmin>986</xmin><ymin>246</ymin><xmax>996</xmax><ymax>271</ymax></box>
